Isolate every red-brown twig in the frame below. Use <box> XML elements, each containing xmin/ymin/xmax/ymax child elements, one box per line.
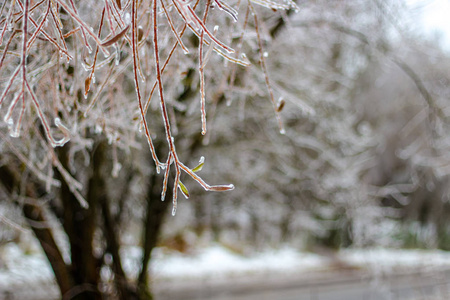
<box><xmin>68</xmin><ymin>0</ymin><xmax>93</xmax><ymax>53</ymax></box>
<box><xmin>160</xmin><ymin>0</ymin><xmax>189</xmax><ymax>54</ymax></box>
<box><xmin>139</xmin><ymin>0</ymin><xmax>202</xmax><ymax>132</ymax></box>
<box><xmin>152</xmin><ymin>0</ymin><xmax>182</xmax><ymax>215</ymax></box>
<box><xmin>26</xmin><ymin>0</ymin><xmax>51</xmax><ymax>49</ymax></box>
<box><xmin>85</xmin><ymin>8</ymin><xmax>106</xmax><ymax>98</ymax></box>
<box><xmin>0</xmin><ymin>30</ymin><xmax>17</xmax><ymax>71</ymax></box>
<box><xmin>55</xmin><ymin>0</ymin><xmax>110</xmax><ymax>56</ymax></box>
<box><xmin>15</xmin><ymin>0</ymin><xmax>73</xmax><ymax>59</ymax></box>
<box><xmin>0</xmin><ymin>0</ymin><xmax>17</xmax><ymax>47</ymax></box>
<box><xmin>214</xmin><ymin>0</ymin><xmax>238</xmax><ymax>22</ymax></box>
<box><xmin>132</xmin><ymin>0</ymin><xmax>162</xmax><ymax>171</ymax></box>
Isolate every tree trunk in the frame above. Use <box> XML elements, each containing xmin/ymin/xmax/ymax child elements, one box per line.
<box><xmin>55</xmin><ymin>144</ymin><xmax>102</xmax><ymax>300</ymax></box>
<box><xmin>138</xmin><ymin>169</ymin><xmax>170</xmax><ymax>299</ymax></box>
<box><xmin>0</xmin><ymin>163</ymin><xmax>74</xmax><ymax>297</ymax></box>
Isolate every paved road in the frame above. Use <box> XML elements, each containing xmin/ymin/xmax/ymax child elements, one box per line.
<box><xmin>155</xmin><ymin>268</ymin><xmax>450</xmax><ymax>300</ymax></box>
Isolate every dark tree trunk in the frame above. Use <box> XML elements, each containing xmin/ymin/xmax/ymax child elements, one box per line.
<box><xmin>138</xmin><ymin>169</ymin><xmax>170</xmax><ymax>299</ymax></box>
<box><xmin>55</xmin><ymin>144</ymin><xmax>102</xmax><ymax>300</ymax></box>
<box><xmin>96</xmin><ymin>144</ymin><xmax>139</xmax><ymax>299</ymax></box>
<box><xmin>0</xmin><ymin>163</ymin><xmax>74</xmax><ymax>296</ymax></box>
<box><xmin>0</xmin><ymin>140</ymin><xmax>172</xmax><ymax>300</ymax></box>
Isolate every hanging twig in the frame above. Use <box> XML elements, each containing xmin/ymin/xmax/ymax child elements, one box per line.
<box><xmin>249</xmin><ymin>1</ymin><xmax>285</xmax><ymax>134</ymax></box>
<box><xmin>132</xmin><ymin>0</ymin><xmax>163</xmax><ymax>171</ymax></box>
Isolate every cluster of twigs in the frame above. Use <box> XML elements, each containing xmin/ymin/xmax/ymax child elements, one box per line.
<box><xmin>0</xmin><ymin>0</ymin><xmax>297</xmax><ymax>215</ymax></box>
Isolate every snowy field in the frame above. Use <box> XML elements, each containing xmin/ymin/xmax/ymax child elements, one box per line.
<box><xmin>2</xmin><ymin>243</ymin><xmax>450</xmax><ymax>299</ymax></box>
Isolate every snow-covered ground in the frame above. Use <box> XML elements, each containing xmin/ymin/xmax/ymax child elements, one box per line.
<box><xmin>2</xmin><ymin>243</ymin><xmax>450</xmax><ymax>299</ymax></box>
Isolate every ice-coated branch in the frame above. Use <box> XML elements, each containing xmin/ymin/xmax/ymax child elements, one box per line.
<box><xmin>160</xmin><ymin>0</ymin><xmax>189</xmax><ymax>54</ymax></box>
<box><xmin>198</xmin><ymin>0</ymin><xmax>212</xmax><ymax>135</ymax></box>
<box><xmin>131</xmin><ymin>0</ymin><xmax>163</xmax><ymax>171</ymax></box>
<box><xmin>55</xmin><ymin>0</ymin><xmax>110</xmax><ymax>56</ymax></box>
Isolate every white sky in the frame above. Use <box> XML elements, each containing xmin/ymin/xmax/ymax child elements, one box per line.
<box><xmin>406</xmin><ymin>0</ymin><xmax>450</xmax><ymax>50</ymax></box>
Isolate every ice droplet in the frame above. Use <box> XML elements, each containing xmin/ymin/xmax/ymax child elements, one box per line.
<box><xmin>199</xmin><ymin>156</ymin><xmax>205</xmax><ymax>164</ymax></box>
<box><xmin>81</xmin><ymin>62</ymin><xmax>90</xmax><ymax>72</ymax></box>
<box><xmin>279</xmin><ymin>127</ymin><xmax>286</xmax><ymax>135</ymax></box>
<box><xmin>7</xmin><ymin>119</ymin><xmax>19</xmax><ymax>137</ymax></box>
<box><xmin>263</xmin><ymin>52</ymin><xmax>269</xmax><ymax>57</ymax></box>
<box><xmin>114</xmin><ymin>45</ymin><xmax>120</xmax><ymax>65</ymax></box>
<box><xmin>112</xmin><ymin>162</ymin><xmax>122</xmax><ymax>178</ymax></box>
<box><xmin>124</xmin><ymin>13</ymin><xmax>131</xmax><ymax>25</ymax></box>
<box><xmin>9</xmin><ymin>129</ymin><xmax>20</xmax><ymax>138</ymax></box>
<box><xmin>95</xmin><ymin>124</ymin><xmax>102</xmax><ymax>134</ymax></box>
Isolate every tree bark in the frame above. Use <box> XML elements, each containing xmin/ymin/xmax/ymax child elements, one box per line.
<box><xmin>56</xmin><ymin>144</ymin><xmax>102</xmax><ymax>300</ymax></box>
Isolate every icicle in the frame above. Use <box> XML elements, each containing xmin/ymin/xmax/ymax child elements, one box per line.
<box><xmin>81</xmin><ymin>62</ymin><xmax>90</xmax><ymax>72</ymax></box>
<box><xmin>7</xmin><ymin>118</ymin><xmax>16</xmax><ymax>137</ymax></box>
<box><xmin>52</xmin><ymin>118</ymin><xmax>71</xmax><ymax>147</ymax></box>
<box><xmin>95</xmin><ymin>124</ymin><xmax>103</xmax><ymax>134</ymax></box>
<box><xmin>124</xmin><ymin>12</ymin><xmax>131</xmax><ymax>24</ymax></box>
<box><xmin>10</xmin><ymin>120</ymin><xmax>20</xmax><ymax>138</ymax></box>
<box><xmin>74</xmin><ymin>190</ymin><xmax>89</xmax><ymax>208</ymax></box>
<box><xmin>112</xmin><ymin>162</ymin><xmax>122</xmax><ymax>178</ymax></box>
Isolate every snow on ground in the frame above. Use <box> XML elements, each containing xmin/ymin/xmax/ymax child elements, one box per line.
<box><xmin>342</xmin><ymin>248</ymin><xmax>450</xmax><ymax>271</ymax></box>
<box><xmin>3</xmin><ymin>243</ymin><xmax>450</xmax><ymax>299</ymax></box>
<box><xmin>0</xmin><ymin>243</ymin><xmax>54</xmax><ymax>283</ymax></box>
<box><xmin>150</xmin><ymin>245</ymin><xmax>327</xmax><ymax>280</ymax></box>
<box><xmin>0</xmin><ymin>243</ymin><xmax>59</xmax><ymax>299</ymax></box>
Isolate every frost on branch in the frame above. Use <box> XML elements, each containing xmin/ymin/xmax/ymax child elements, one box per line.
<box><xmin>0</xmin><ymin>0</ymin><xmax>297</xmax><ymax>214</ymax></box>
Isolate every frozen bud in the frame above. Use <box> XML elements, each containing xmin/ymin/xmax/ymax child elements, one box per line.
<box><xmin>138</xmin><ymin>26</ymin><xmax>144</xmax><ymax>42</ymax></box>
<box><xmin>276</xmin><ymin>98</ymin><xmax>285</xmax><ymax>112</ymax></box>
<box><xmin>115</xmin><ymin>0</ymin><xmax>122</xmax><ymax>10</ymax></box>
<box><xmin>124</xmin><ymin>13</ymin><xmax>131</xmax><ymax>25</ymax></box>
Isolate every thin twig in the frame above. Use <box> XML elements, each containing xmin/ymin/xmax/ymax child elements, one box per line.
<box><xmin>249</xmin><ymin>1</ymin><xmax>284</xmax><ymax>134</ymax></box>
<box><xmin>132</xmin><ymin>0</ymin><xmax>162</xmax><ymax>170</ymax></box>
<box><xmin>199</xmin><ymin>0</ymin><xmax>212</xmax><ymax>135</ymax></box>
<box><xmin>160</xmin><ymin>0</ymin><xmax>189</xmax><ymax>54</ymax></box>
